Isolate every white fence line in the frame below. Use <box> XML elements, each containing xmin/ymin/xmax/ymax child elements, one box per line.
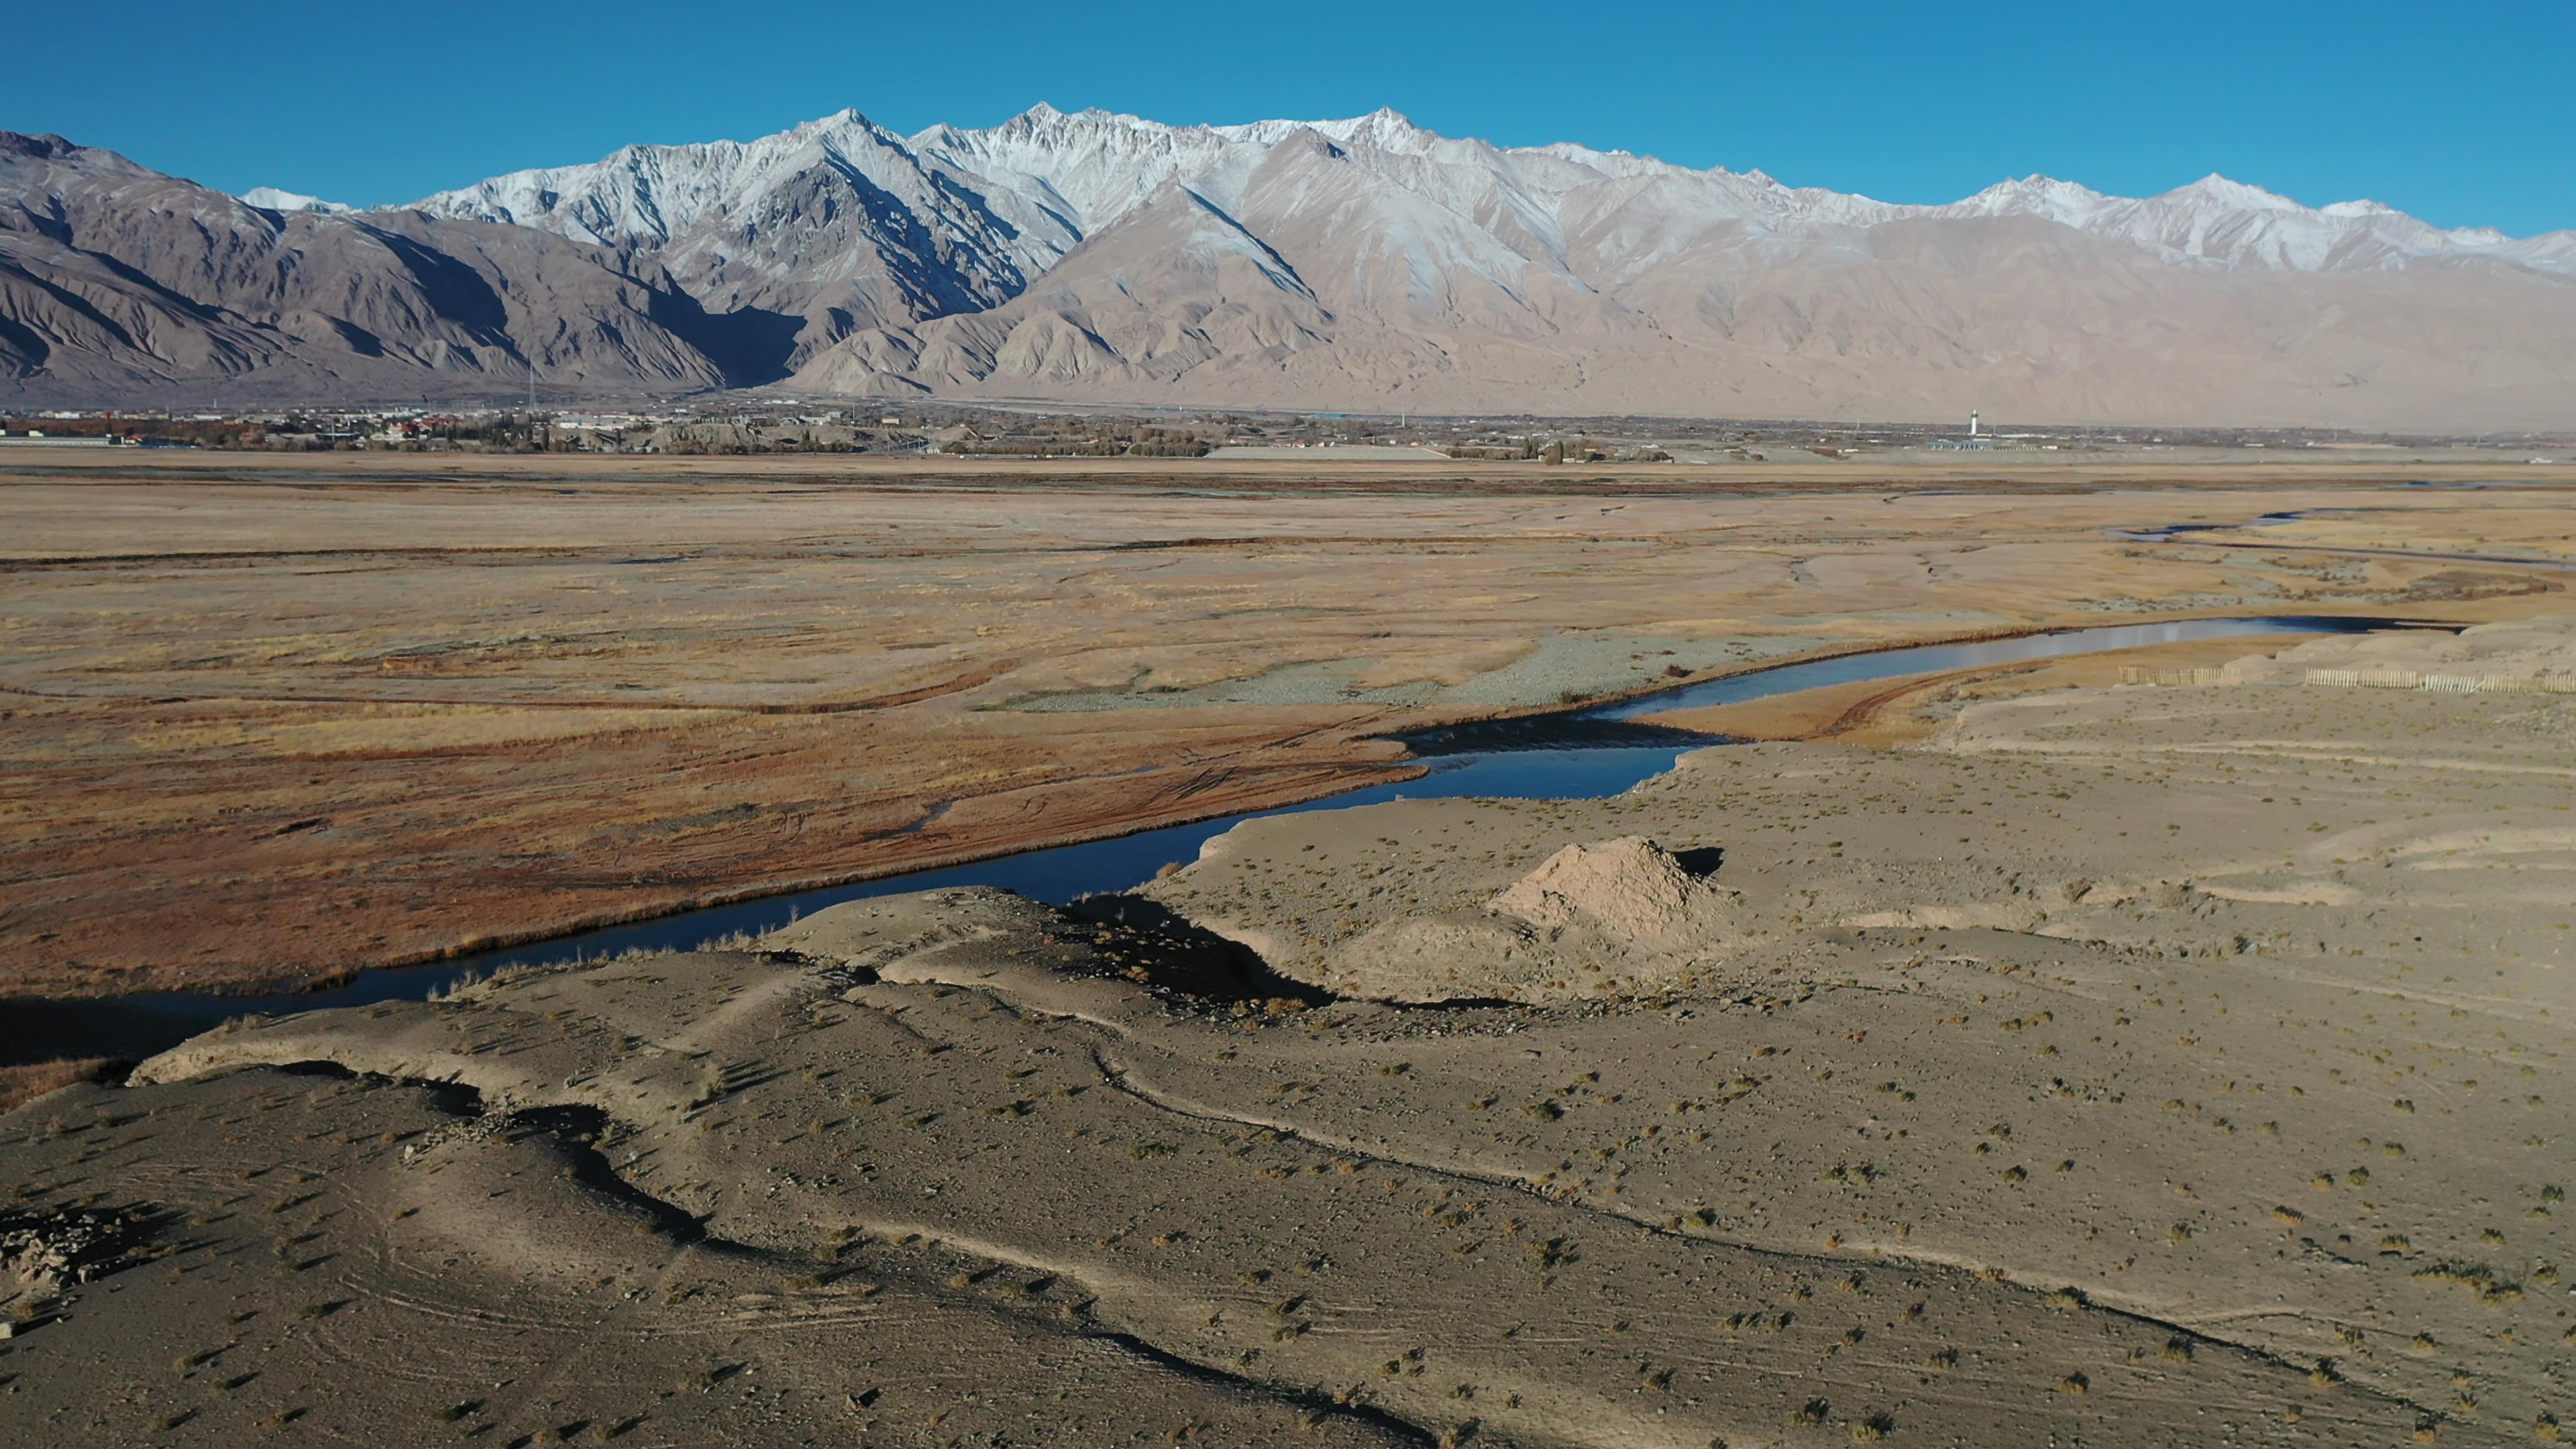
<box><xmin>2117</xmin><ymin>666</ymin><xmax>2233</xmax><ymax>686</ymax></box>
<box><xmin>2301</xmin><ymin>667</ymin><xmax>2576</xmax><ymax>694</ymax></box>
<box><xmin>2117</xmin><ymin>665</ymin><xmax>2576</xmax><ymax>694</ymax></box>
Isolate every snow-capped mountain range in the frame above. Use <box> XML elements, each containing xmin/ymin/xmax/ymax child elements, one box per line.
<box><xmin>5</xmin><ymin>107</ymin><xmax>2572</xmax><ymax>425</ymax></box>
<box><xmin>402</xmin><ymin>103</ymin><xmax>2575</xmax><ymax>282</ymax></box>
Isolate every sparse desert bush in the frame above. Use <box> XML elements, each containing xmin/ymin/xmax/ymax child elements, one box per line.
<box><xmin>2413</xmin><ymin>1262</ymin><xmax>2523</xmax><ymax>1303</ymax></box>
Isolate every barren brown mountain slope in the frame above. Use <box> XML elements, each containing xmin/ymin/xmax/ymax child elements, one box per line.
<box><xmin>0</xmin><ymin>135</ymin><xmax>757</xmax><ymax>402</ymax></box>
<box><xmin>806</xmin><ymin>205</ymin><xmax>2576</xmax><ymax>430</ymax></box>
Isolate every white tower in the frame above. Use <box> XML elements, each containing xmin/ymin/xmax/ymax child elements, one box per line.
<box><xmin>1969</xmin><ymin>410</ymin><xmax>1980</xmax><ymax>438</ymax></box>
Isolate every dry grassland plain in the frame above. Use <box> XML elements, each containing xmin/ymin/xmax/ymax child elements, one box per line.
<box><xmin>3</xmin><ymin>447</ymin><xmax>2571</xmax><ymax>997</ymax></box>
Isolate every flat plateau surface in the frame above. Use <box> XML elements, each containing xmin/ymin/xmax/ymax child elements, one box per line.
<box><xmin>6</xmin><ymin>618</ymin><xmax>2571</xmax><ymax>1446</ymax></box>
<box><xmin>5</xmin><ymin>447</ymin><xmax>2572</xmax><ymax>997</ymax></box>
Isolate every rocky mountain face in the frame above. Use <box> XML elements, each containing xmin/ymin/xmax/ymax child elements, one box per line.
<box><xmin>7</xmin><ymin>109</ymin><xmax>2575</xmax><ymax>425</ymax></box>
<box><xmin>0</xmin><ymin>133</ymin><xmax>770</xmax><ymax>405</ymax></box>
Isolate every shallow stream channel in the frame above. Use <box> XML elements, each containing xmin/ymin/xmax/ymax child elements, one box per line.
<box><xmin>3</xmin><ymin>614</ymin><xmax>2420</xmax><ymax>1065</ymax></box>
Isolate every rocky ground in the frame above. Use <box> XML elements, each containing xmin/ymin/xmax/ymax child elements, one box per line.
<box><xmin>4</xmin><ymin>619</ymin><xmax>2569</xmax><ymax>1446</ymax></box>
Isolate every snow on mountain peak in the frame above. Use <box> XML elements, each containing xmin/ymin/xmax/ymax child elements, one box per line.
<box><xmin>1950</xmin><ymin>175</ymin><xmax>2114</xmax><ymax>225</ymax></box>
<box><xmin>2166</xmin><ymin>173</ymin><xmax>2301</xmax><ymax>210</ymax></box>
<box><xmin>1333</xmin><ymin>106</ymin><xmax>1426</xmax><ymax>136</ymax></box>
<box><xmin>239</xmin><ymin>186</ymin><xmax>352</xmax><ymax>214</ymax></box>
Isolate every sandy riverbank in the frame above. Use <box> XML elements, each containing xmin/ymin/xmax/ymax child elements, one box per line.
<box><xmin>5</xmin><ymin>619</ymin><xmax>2567</xmax><ymax>1445</ymax></box>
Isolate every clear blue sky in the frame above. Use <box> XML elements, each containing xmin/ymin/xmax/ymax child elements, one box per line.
<box><xmin>13</xmin><ymin>0</ymin><xmax>2570</xmax><ymax>234</ymax></box>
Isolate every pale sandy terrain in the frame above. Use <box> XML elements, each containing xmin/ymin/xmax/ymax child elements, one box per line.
<box><xmin>3</xmin><ymin>620</ymin><xmax>2567</xmax><ymax>1446</ymax></box>
<box><xmin>3</xmin><ymin>448</ymin><xmax>2571</xmax><ymax>997</ymax></box>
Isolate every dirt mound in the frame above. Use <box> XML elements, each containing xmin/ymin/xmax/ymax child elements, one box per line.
<box><xmin>1318</xmin><ymin>837</ymin><xmax>1741</xmax><ymax>1004</ymax></box>
<box><xmin>1488</xmin><ymin>837</ymin><xmax>1724</xmax><ymax>941</ymax></box>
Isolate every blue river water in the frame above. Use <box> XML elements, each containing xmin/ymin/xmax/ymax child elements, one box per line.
<box><xmin>0</xmin><ymin>613</ymin><xmax>2412</xmax><ymax>1065</ymax></box>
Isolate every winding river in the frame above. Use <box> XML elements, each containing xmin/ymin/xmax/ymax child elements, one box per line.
<box><xmin>0</xmin><ymin>614</ymin><xmax>2418</xmax><ymax>1066</ymax></box>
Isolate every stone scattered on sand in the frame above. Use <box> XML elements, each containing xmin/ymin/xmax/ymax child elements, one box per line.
<box><xmin>3</xmin><ymin>1205</ymin><xmax>150</xmax><ymax>1299</ymax></box>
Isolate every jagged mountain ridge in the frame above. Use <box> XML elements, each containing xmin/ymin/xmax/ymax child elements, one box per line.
<box><xmin>414</xmin><ymin>103</ymin><xmax>2576</xmax><ymax>279</ymax></box>
<box><xmin>5</xmin><ymin>105</ymin><xmax>2573</xmax><ymax>425</ymax></box>
<box><xmin>388</xmin><ymin>105</ymin><xmax>2576</xmax><ymax>425</ymax></box>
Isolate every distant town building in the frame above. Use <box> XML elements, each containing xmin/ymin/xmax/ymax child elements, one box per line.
<box><xmin>0</xmin><ymin>429</ymin><xmax>115</xmax><ymax>447</ymax></box>
<box><xmin>1926</xmin><ymin>411</ymin><xmax>1994</xmax><ymax>449</ymax></box>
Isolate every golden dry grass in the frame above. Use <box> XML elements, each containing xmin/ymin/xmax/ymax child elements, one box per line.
<box><xmin>0</xmin><ymin>1057</ymin><xmax>119</xmax><ymax>1112</ymax></box>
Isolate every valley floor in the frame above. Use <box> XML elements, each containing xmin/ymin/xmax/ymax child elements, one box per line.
<box><xmin>4</xmin><ymin>447</ymin><xmax>2570</xmax><ymax>1000</ymax></box>
<box><xmin>5</xmin><ymin>618</ymin><xmax>2572</xmax><ymax>1446</ymax></box>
